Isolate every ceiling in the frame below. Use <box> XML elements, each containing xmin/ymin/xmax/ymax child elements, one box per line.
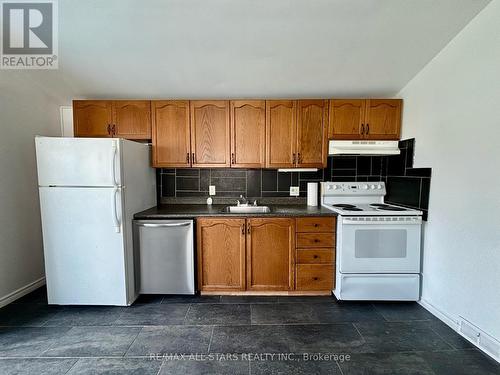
<box><xmin>4</xmin><ymin>0</ymin><xmax>491</xmax><ymax>103</ymax></box>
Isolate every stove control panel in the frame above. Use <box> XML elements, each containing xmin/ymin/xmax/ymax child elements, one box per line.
<box><xmin>322</xmin><ymin>181</ymin><xmax>386</xmax><ymax>196</ymax></box>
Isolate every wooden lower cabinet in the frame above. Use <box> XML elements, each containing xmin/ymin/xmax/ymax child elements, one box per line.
<box><xmin>196</xmin><ymin>218</ymin><xmax>246</xmax><ymax>291</ymax></box>
<box><xmin>296</xmin><ymin>264</ymin><xmax>334</xmax><ymax>291</ymax></box>
<box><xmin>246</xmin><ymin>218</ymin><xmax>295</xmax><ymax>291</ymax></box>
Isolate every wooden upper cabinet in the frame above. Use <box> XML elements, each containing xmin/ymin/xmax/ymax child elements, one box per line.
<box><xmin>230</xmin><ymin>100</ymin><xmax>266</xmax><ymax>168</ymax></box>
<box><xmin>73</xmin><ymin>100</ymin><xmax>113</xmax><ymax>137</ymax></box>
<box><xmin>364</xmin><ymin>99</ymin><xmax>402</xmax><ymax>140</ymax></box>
<box><xmin>246</xmin><ymin>218</ymin><xmax>295</xmax><ymax>291</ymax></box>
<box><xmin>197</xmin><ymin>218</ymin><xmax>246</xmax><ymax>291</ymax></box>
<box><xmin>328</xmin><ymin>99</ymin><xmax>365</xmax><ymax>140</ymax></box>
<box><xmin>266</xmin><ymin>100</ymin><xmax>297</xmax><ymax>168</ymax></box>
<box><xmin>112</xmin><ymin>101</ymin><xmax>151</xmax><ymax>140</ymax></box>
<box><xmin>190</xmin><ymin>101</ymin><xmax>230</xmax><ymax>167</ymax></box>
<box><xmin>296</xmin><ymin>100</ymin><xmax>328</xmax><ymax>168</ymax></box>
<box><xmin>151</xmin><ymin>100</ymin><xmax>191</xmax><ymax>167</ymax></box>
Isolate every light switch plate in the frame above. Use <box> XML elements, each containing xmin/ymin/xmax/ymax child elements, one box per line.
<box><xmin>290</xmin><ymin>186</ymin><xmax>299</xmax><ymax>196</ymax></box>
<box><xmin>209</xmin><ymin>185</ymin><xmax>216</xmax><ymax>196</ymax></box>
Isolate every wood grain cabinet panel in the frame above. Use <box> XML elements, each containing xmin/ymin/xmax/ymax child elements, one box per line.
<box><xmin>190</xmin><ymin>101</ymin><xmax>230</xmax><ymax>167</ymax></box>
<box><xmin>73</xmin><ymin>100</ymin><xmax>113</xmax><ymax>137</ymax></box>
<box><xmin>265</xmin><ymin>100</ymin><xmax>297</xmax><ymax>168</ymax></box>
<box><xmin>230</xmin><ymin>100</ymin><xmax>266</xmax><ymax>168</ymax></box>
<box><xmin>246</xmin><ymin>218</ymin><xmax>295</xmax><ymax>291</ymax></box>
<box><xmin>151</xmin><ymin>100</ymin><xmax>191</xmax><ymax>167</ymax></box>
<box><xmin>197</xmin><ymin>218</ymin><xmax>246</xmax><ymax>291</ymax></box>
<box><xmin>296</xmin><ymin>264</ymin><xmax>334</xmax><ymax>291</ymax></box>
<box><xmin>328</xmin><ymin>99</ymin><xmax>365</xmax><ymax>140</ymax></box>
<box><xmin>364</xmin><ymin>99</ymin><xmax>402</xmax><ymax>140</ymax></box>
<box><xmin>112</xmin><ymin>100</ymin><xmax>151</xmax><ymax>139</ymax></box>
<box><xmin>296</xmin><ymin>217</ymin><xmax>336</xmax><ymax>233</ymax></box>
<box><xmin>296</xmin><ymin>233</ymin><xmax>335</xmax><ymax>248</ymax></box>
<box><xmin>296</xmin><ymin>100</ymin><xmax>328</xmax><ymax>168</ymax></box>
<box><xmin>297</xmin><ymin>249</ymin><xmax>334</xmax><ymax>264</ymax></box>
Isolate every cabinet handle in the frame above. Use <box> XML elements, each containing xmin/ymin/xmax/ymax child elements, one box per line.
<box><xmin>186</xmin><ymin>153</ymin><xmax>190</xmax><ymax>163</ymax></box>
<box><xmin>361</xmin><ymin>124</ymin><xmax>365</xmax><ymax>135</ymax></box>
<box><xmin>297</xmin><ymin>152</ymin><xmax>302</xmax><ymax>164</ymax></box>
<box><xmin>231</xmin><ymin>153</ymin><xmax>235</xmax><ymax>165</ymax></box>
<box><xmin>112</xmin><ymin>124</ymin><xmax>116</xmax><ymax>136</ymax></box>
<box><xmin>192</xmin><ymin>153</ymin><xmax>195</xmax><ymax>164</ymax></box>
<box><xmin>313</xmin><ymin>223</ymin><xmax>319</xmax><ymax>227</ymax></box>
<box><xmin>241</xmin><ymin>224</ymin><xmax>245</xmax><ymax>235</ymax></box>
<box><xmin>247</xmin><ymin>224</ymin><xmax>250</xmax><ymax>234</ymax></box>
<box><xmin>107</xmin><ymin>124</ymin><xmax>111</xmax><ymax>135</ymax></box>
<box><xmin>292</xmin><ymin>153</ymin><xmax>296</xmax><ymax>165</ymax></box>
<box><xmin>314</xmin><ymin>239</ymin><xmax>319</xmax><ymax>243</ymax></box>
<box><xmin>366</xmin><ymin>123</ymin><xmax>370</xmax><ymax>135</ymax></box>
<box><xmin>313</xmin><ymin>277</ymin><xmax>319</xmax><ymax>281</ymax></box>
<box><xmin>313</xmin><ymin>255</ymin><xmax>319</xmax><ymax>259</ymax></box>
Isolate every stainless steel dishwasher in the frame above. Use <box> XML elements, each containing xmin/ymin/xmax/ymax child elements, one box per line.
<box><xmin>133</xmin><ymin>220</ymin><xmax>194</xmax><ymax>294</ymax></box>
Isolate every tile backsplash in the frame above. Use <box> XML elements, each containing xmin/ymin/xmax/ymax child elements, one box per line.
<box><xmin>157</xmin><ymin>138</ymin><xmax>431</xmax><ymax>219</ymax></box>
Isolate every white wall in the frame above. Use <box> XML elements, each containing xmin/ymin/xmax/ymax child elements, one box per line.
<box><xmin>398</xmin><ymin>0</ymin><xmax>500</xmax><ymax>339</ymax></box>
<box><xmin>0</xmin><ymin>73</ymin><xmax>61</xmax><ymax>304</ymax></box>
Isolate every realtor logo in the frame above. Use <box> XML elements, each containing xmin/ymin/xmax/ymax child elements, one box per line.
<box><xmin>1</xmin><ymin>0</ymin><xmax>58</xmax><ymax>69</ymax></box>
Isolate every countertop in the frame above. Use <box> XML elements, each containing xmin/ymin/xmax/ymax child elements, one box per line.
<box><xmin>134</xmin><ymin>204</ymin><xmax>337</xmax><ymax>220</ymax></box>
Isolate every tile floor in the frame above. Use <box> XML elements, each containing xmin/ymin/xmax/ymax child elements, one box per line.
<box><xmin>0</xmin><ymin>288</ymin><xmax>498</xmax><ymax>374</ymax></box>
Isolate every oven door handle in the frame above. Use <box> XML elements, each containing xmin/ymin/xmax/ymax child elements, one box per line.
<box><xmin>342</xmin><ymin>217</ymin><xmax>422</xmax><ymax>225</ymax></box>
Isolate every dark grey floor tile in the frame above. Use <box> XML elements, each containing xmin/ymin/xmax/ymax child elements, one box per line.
<box><xmin>220</xmin><ymin>295</ymin><xmax>278</xmax><ymax>304</ymax></box>
<box><xmin>251</xmin><ymin>303</ymin><xmax>384</xmax><ymax>324</ymax></box>
<box><xmin>372</xmin><ymin>302</ymin><xmax>436</xmax><ymax>321</ymax></box>
<box><xmin>11</xmin><ymin>288</ymin><xmax>48</xmax><ymax>305</ymax></box>
<box><xmin>184</xmin><ymin>304</ymin><xmax>250</xmax><ymax>325</ymax></box>
<box><xmin>0</xmin><ymin>327</ymin><xmax>71</xmax><ymax>357</ymax></box>
<box><xmin>161</xmin><ymin>295</ymin><xmax>221</xmax><ymax>304</ymax></box>
<box><xmin>0</xmin><ymin>304</ymin><xmax>62</xmax><ymax>327</ymax></box>
<box><xmin>67</xmin><ymin>358</ymin><xmax>162</xmax><ymax>375</ymax></box>
<box><xmin>42</xmin><ymin>326</ymin><xmax>141</xmax><ymax>357</ymax></box>
<box><xmin>277</xmin><ymin>296</ymin><xmax>335</xmax><ymax>304</ymax></box>
<box><xmin>420</xmin><ymin>349</ymin><xmax>500</xmax><ymax>375</ymax></box>
<box><xmin>114</xmin><ymin>303</ymin><xmax>190</xmax><ymax>326</ymax></box>
<box><xmin>251</xmin><ymin>358</ymin><xmax>342</xmax><ymax>374</ymax></box>
<box><xmin>339</xmin><ymin>352</ymin><xmax>435</xmax><ymax>375</ymax></box>
<box><xmin>43</xmin><ymin>306</ymin><xmax>124</xmax><ymax>326</ymax></box>
<box><xmin>211</xmin><ymin>324</ymin><xmax>366</xmax><ymax>354</ymax></box>
<box><xmin>134</xmin><ymin>294</ymin><xmax>165</xmax><ymax>304</ymax></box>
<box><xmin>425</xmin><ymin>320</ymin><xmax>474</xmax><ymax>349</ymax></box>
<box><xmin>126</xmin><ymin>326</ymin><xmax>212</xmax><ymax>356</ymax></box>
<box><xmin>0</xmin><ymin>358</ymin><xmax>77</xmax><ymax>375</ymax></box>
<box><xmin>160</xmin><ymin>359</ymin><xmax>249</xmax><ymax>374</ymax></box>
<box><xmin>354</xmin><ymin>321</ymin><xmax>453</xmax><ymax>353</ymax></box>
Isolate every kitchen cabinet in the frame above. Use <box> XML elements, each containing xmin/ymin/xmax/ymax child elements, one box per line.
<box><xmin>190</xmin><ymin>100</ymin><xmax>231</xmax><ymax>167</ymax></box>
<box><xmin>197</xmin><ymin>218</ymin><xmax>246</xmax><ymax>291</ymax></box>
<box><xmin>73</xmin><ymin>100</ymin><xmax>151</xmax><ymax>139</ymax></box>
<box><xmin>230</xmin><ymin>100</ymin><xmax>266</xmax><ymax>168</ymax></box>
<box><xmin>152</xmin><ymin>100</ymin><xmax>191</xmax><ymax>167</ymax></box>
<box><xmin>296</xmin><ymin>100</ymin><xmax>328</xmax><ymax>167</ymax></box>
<box><xmin>246</xmin><ymin>218</ymin><xmax>295</xmax><ymax>291</ymax></box>
<box><xmin>328</xmin><ymin>99</ymin><xmax>401</xmax><ymax>140</ymax></box>
<box><xmin>266</xmin><ymin>100</ymin><xmax>297</xmax><ymax>168</ymax></box>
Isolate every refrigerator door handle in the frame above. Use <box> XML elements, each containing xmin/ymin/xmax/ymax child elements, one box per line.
<box><xmin>111</xmin><ymin>142</ymin><xmax>118</xmax><ymax>186</ymax></box>
<box><xmin>112</xmin><ymin>187</ymin><xmax>121</xmax><ymax>233</ymax></box>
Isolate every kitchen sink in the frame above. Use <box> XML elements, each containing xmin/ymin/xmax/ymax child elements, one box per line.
<box><xmin>221</xmin><ymin>205</ymin><xmax>272</xmax><ymax>213</ymax></box>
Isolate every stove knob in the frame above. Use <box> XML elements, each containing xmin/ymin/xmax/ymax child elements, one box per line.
<box><xmin>377</xmin><ymin>184</ymin><xmax>383</xmax><ymax>189</ymax></box>
<box><xmin>327</xmin><ymin>185</ymin><xmax>333</xmax><ymax>190</ymax></box>
<box><xmin>370</xmin><ymin>184</ymin><xmax>376</xmax><ymax>189</ymax></box>
<box><xmin>361</xmin><ymin>184</ymin><xmax>369</xmax><ymax>190</ymax></box>
<box><xmin>333</xmin><ymin>185</ymin><xmax>340</xmax><ymax>190</ymax></box>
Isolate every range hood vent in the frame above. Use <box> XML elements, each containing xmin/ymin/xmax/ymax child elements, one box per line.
<box><xmin>328</xmin><ymin>140</ymin><xmax>400</xmax><ymax>156</ymax></box>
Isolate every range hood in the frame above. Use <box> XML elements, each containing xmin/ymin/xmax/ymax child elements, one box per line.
<box><xmin>328</xmin><ymin>140</ymin><xmax>400</xmax><ymax>155</ymax></box>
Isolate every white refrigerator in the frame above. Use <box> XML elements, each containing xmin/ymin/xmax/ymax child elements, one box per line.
<box><xmin>35</xmin><ymin>137</ymin><xmax>156</xmax><ymax>306</ymax></box>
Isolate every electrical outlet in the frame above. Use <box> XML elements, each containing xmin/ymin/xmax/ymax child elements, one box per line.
<box><xmin>209</xmin><ymin>185</ymin><xmax>216</xmax><ymax>196</ymax></box>
<box><xmin>290</xmin><ymin>186</ymin><xmax>299</xmax><ymax>196</ymax></box>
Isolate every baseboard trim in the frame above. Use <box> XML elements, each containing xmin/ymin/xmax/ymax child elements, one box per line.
<box><xmin>0</xmin><ymin>277</ymin><xmax>46</xmax><ymax>308</ymax></box>
<box><xmin>419</xmin><ymin>298</ymin><xmax>500</xmax><ymax>364</ymax></box>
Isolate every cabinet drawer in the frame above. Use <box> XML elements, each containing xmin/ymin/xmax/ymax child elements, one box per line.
<box><xmin>297</xmin><ymin>249</ymin><xmax>334</xmax><ymax>264</ymax></box>
<box><xmin>296</xmin><ymin>264</ymin><xmax>334</xmax><ymax>291</ymax></box>
<box><xmin>296</xmin><ymin>217</ymin><xmax>335</xmax><ymax>233</ymax></box>
<box><xmin>296</xmin><ymin>233</ymin><xmax>335</xmax><ymax>248</ymax></box>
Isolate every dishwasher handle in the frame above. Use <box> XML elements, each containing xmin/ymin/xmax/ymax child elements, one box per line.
<box><xmin>135</xmin><ymin>222</ymin><xmax>192</xmax><ymax>228</ymax></box>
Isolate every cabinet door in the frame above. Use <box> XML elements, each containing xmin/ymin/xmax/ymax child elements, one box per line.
<box><xmin>296</xmin><ymin>100</ymin><xmax>328</xmax><ymax>168</ymax></box>
<box><xmin>328</xmin><ymin>99</ymin><xmax>365</xmax><ymax>139</ymax></box>
<box><xmin>73</xmin><ymin>100</ymin><xmax>112</xmax><ymax>137</ymax></box>
<box><xmin>266</xmin><ymin>100</ymin><xmax>297</xmax><ymax>168</ymax></box>
<box><xmin>197</xmin><ymin>218</ymin><xmax>246</xmax><ymax>291</ymax></box>
<box><xmin>152</xmin><ymin>100</ymin><xmax>191</xmax><ymax>167</ymax></box>
<box><xmin>112</xmin><ymin>100</ymin><xmax>151</xmax><ymax>139</ymax></box>
<box><xmin>190</xmin><ymin>101</ymin><xmax>230</xmax><ymax>167</ymax></box>
<box><xmin>246</xmin><ymin>218</ymin><xmax>295</xmax><ymax>291</ymax></box>
<box><xmin>364</xmin><ymin>99</ymin><xmax>402</xmax><ymax>140</ymax></box>
<box><xmin>230</xmin><ymin>100</ymin><xmax>266</xmax><ymax>168</ymax></box>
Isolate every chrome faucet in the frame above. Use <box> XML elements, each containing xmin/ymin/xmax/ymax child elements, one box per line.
<box><xmin>237</xmin><ymin>195</ymin><xmax>249</xmax><ymax>206</ymax></box>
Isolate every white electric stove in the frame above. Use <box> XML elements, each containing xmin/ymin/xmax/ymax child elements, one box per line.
<box><xmin>321</xmin><ymin>181</ymin><xmax>423</xmax><ymax>301</ymax></box>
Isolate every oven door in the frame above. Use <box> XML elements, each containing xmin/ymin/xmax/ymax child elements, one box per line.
<box><xmin>339</xmin><ymin>216</ymin><xmax>422</xmax><ymax>273</ymax></box>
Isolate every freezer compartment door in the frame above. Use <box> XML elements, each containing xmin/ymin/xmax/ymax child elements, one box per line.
<box><xmin>134</xmin><ymin>220</ymin><xmax>195</xmax><ymax>294</ymax></box>
<box><xmin>39</xmin><ymin>187</ymin><xmax>127</xmax><ymax>305</ymax></box>
<box><xmin>336</xmin><ymin>274</ymin><xmax>420</xmax><ymax>301</ymax></box>
<box><xmin>35</xmin><ymin>137</ymin><xmax>121</xmax><ymax>187</ymax></box>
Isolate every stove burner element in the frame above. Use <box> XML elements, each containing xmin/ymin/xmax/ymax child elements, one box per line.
<box><xmin>370</xmin><ymin>203</ymin><xmax>390</xmax><ymax>208</ymax></box>
<box><xmin>342</xmin><ymin>207</ymin><xmax>363</xmax><ymax>211</ymax></box>
<box><xmin>332</xmin><ymin>204</ymin><xmax>357</xmax><ymax>208</ymax></box>
<box><xmin>377</xmin><ymin>206</ymin><xmax>407</xmax><ymax>211</ymax></box>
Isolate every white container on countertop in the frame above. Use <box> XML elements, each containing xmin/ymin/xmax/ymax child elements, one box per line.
<box><xmin>307</xmin><ymin>182</ymin><xmax>318</xmax><ymax>206</ymax></box>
